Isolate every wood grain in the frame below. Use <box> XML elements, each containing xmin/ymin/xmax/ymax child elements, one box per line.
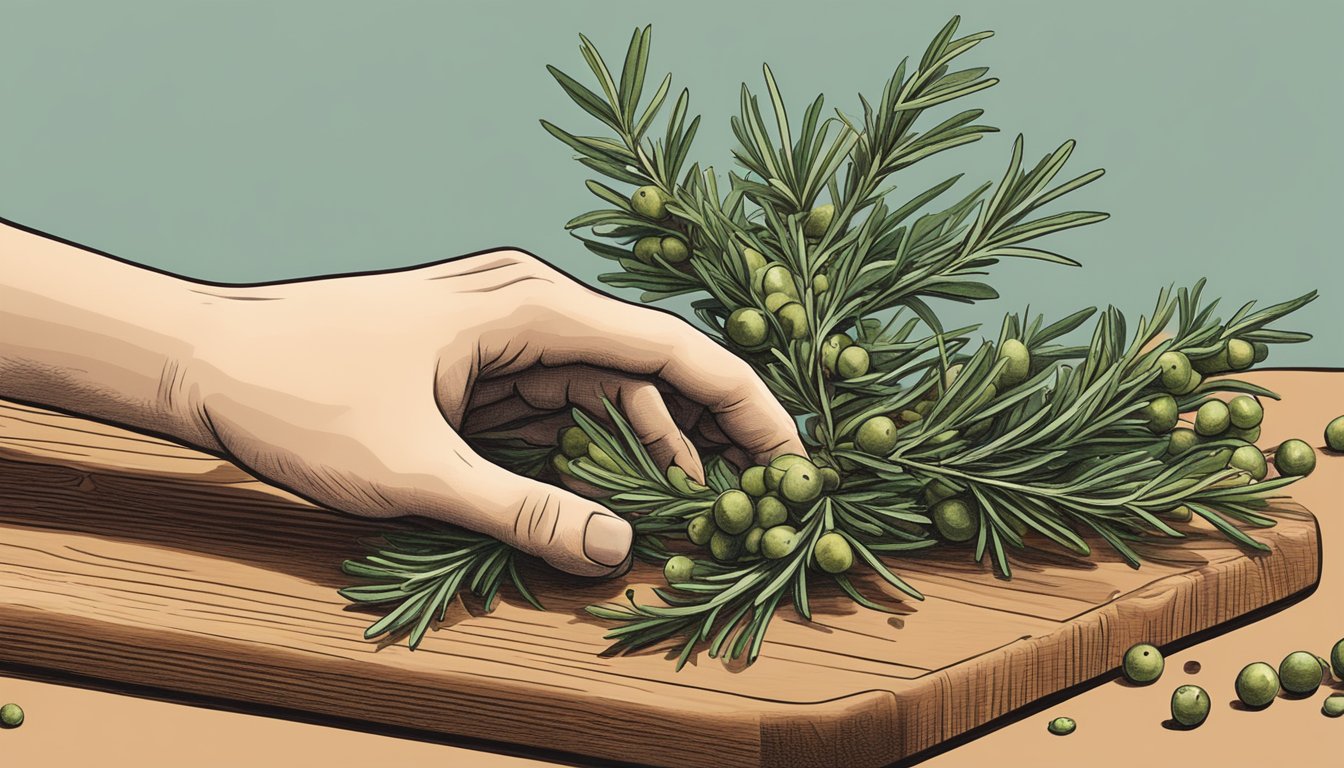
<box><xmin>0</xmin><ymin>400</ymin><xmax>1321</xmax><ymax>767</ymax></box>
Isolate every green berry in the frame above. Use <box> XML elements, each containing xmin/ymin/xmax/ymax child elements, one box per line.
<box><xmin>923</xmin><ymin>479</ymin><xmax>959</xmax><ymax>505</ymax></box>
<box><xmin>726</xmin><ymin>307</ymin><xmax>769</xmax><ymax>347</ymax></box>
<box><xmin>802</xmin><ymin>203</ymin><xmax>834</xmax><ymax>238</ymax></box>
<box><xmin>1279</xmin><ymin>650</ymin><xmax>1323</xmax><ymax>695</ymax></box>
<box><xmin>587</xmin><ymin>443</ymin><xmax>621</xmax><ymax>473</ymax></box>
<box><xmin>1170</xmin><ymin>685</ymin><xmax>1210</xmax><ymax>728</ymax></box>
<box><xmin>764</xmin><ymin>470</ymin><xmax>788</xmax><ymax>494</ymax></box>
<box><xmin>1046</xmin><ymin>717</ymin><xmax>1076</xmax><ymax>736</ymax></box>
<box><xmin>663</xmin><ymin>555</ymin><xmax>694</xmax><ymax>584</ymax></box>
<box><xmin>687</xmin><ymin>514</ymin><xmax>715</xmax><ymax>546</ymax></box>
<box><xmin>755</xmin><ymin>495</ymin><xmax>789</xmax><ymax>528</ymax></box>
<box><xmin>740</xmin><ymin>465</ymin><xmax>768</xmax><ymax>497</ymax></box>
<box><xmin>1252</xmin><ymin>341</ymin><xmax>1270</xmax><ymax>363</ymax></box>
<box><xmin>776</xmin><ymin>302</ymin><xmax>809</xmax><ymax>340</ymax></box>
<box><xmin>1325</xmin><ymin>695</ymin><xmax>1344</xmax><ymax>718</ymax></box>
<box><xmin>760</xmin><ymin>264</ymin><xmax>799</xmax><ymax>298</ymax></box>
<box><xmin>812</xmin><ymin>274</ymin><xmax>829</xmax><ymax>294</ymax></box>
<box><xmin>1273</xmin><ymin>439</ymin><xmax>1316</xmax><ymax>476</ymax></box>
<box><xmin>1192</xmin><ymin>344</ymin><xmax>1230</xmax><ymax>375</ymax></box>
<box><xmin>1194</xmin><ymin>400</ymin><xmax>1230</xmax><ymax>436</ymax></box>
<box><xmin>660</xmin><ymin>236</ymin><xmax>689</xmax><ymax>263</ymax></box>
<box><xmin>856</xmin><ymin>416</ymin><xmax>898</xmax><ymax>456</ymax></box>
<box><xmin>1332</xmin><ymin>637</ymin><xmax>1344</xmax><ymax>679</ymax></box>
<box><xmin>1227</xmin><ymin>396</ymin><xmax>1263</xmax><ymax>429</ymax></box>
<box><xmin>549</xmin><ymin>452</ymin><xmax>572</xmax><ymax>477</ymax></box>
<box><xmin>631</xmin><ymin>185</ymin><xmax>669</xmax><ymax>219</ymax></box>
<box><xmin>943</xmin><ymin>363</ymin><xmax>964</xmax><ymax>388</ymax></box>
<box><xmin>1227</xmin><ymin>424</ymin><xmax>1261</xmax><ymax>443</ymax></box>
<box><xmin>761</xmin><ymin>525</ymin><xmax>799</xmax><ymax>559</ymax></box>
<box><xmin>813</xmin><ymin>532</ymin><xmax>854</xmax><ymax>574</ymax></box>
<box><xmin>780</xmin><ymin>462</ymin><xmax>824</xmax><ymax>505</ymax></box>
<box><xmin>1234</xmin><ymin>662</ymin><xmax>1279</xmax><ymax>708</ymax></box>
<box><xmin>932</xmin><ymin>498</ymin><xmax>978</xmax><ymax>542</ymax></box>
<box><xmin>1167</xmin><ymin>428</ymin><xmax>1200</xmax><ymax>456</ymax></box>
<box><xmin>836</xmin><ymin>345</ymin><xmax>870</xmax><ymax>379</ymax></box>
<box><xmin>1173</xmin><ymin>368</ymin><xmax>1203</xmax><ymax>396</ymax></box>
<box><xmin>633</xmin><ymin>236</ymin><xmax>662</xmax><ymax>264</ymax></box>
<box><xmin>1165</xmin><ymin>505</ymin><xmax>1193</xmax><ymax>522</ymax></box>
<box><xmin>743</xmin><ymin>527</ymin><xmax>764</xmax><ymax>555</ymax></box>
<box><xmin>1226</xmin><ymin>338</ymin><xmax>1254</xmax><ymax>370</ymax></box>
<box><xmin>1157</xmin><ymin>351</ymin><xmax>1192</xmax><ymax>391</ymax></box>
<box><xmin>742</xmin><ymin>247</ymin><xmax>767</xmax><ymax>273</ymax></box>
<box><xmin>997</xmin><ymin>339</ymin><xmax>1031</xmax><ymax>387</ymax></box>
<box><xmin>820</xmin><ymin>333</ymin><xmax>853</xmax><ymax>374</ymax></box>
<box><xmin>1143</xmin><ymin>394</ymin><xmax>1179</xmax><ymax>434</ymax></box>
<box><xmin>967</xmin><ymin>382</ymin><xmax>997</xmax><ymax>412</ymax></box>
<box><xmin>820</xmin><ymin>467</ymin><xmax>841</xmax><ymax>491</ymax></box>
<box><xmin>558</xmin><ymin>426</ymin><xmax>591</xmax><ymax>459</ymax></box>
<box><xmin>1229</xmin><ymin>445</ymin><xmax>1267</xmax><ymax>481</ymax></box>
<box><xmin>666</xmin><ymin>465</ymin><xmax>706</xmax><ymax>495</ymax></box>
<box><xmin>1325</xmin><ymin>416</ymin><xmax>1344</xmax><ymax>452</ymax></box>
<box><xmin>709</xmin><ymin>530</ymin><xmax>744</xmax><ymax>562</ymax></box>
<box><xmin>764</xmin><ymin>291</ymin><xmax>793</xmax><ymax>313</ymax></box>
<box><xmin>713</xmin><ymin>490</ymin><xmax>755</xmax><ymax>535</ymax></box>
<box><xmin>0</xmin><ymin>703</ymin><xmax>22</xmax><ymax>728</ymax></box>
<box><xmin>1122</xmin><ymin>643</ymin><xmax>1164</xmax><ymax>684</ymax></box>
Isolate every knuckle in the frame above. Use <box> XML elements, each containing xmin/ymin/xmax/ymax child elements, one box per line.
<box><xmin>494</xmin><ymin>247</ymin><xmax>544</xmax><ymax>270</ymax></box>
<box><xmin>496</xmin><ymin>249</ymin><xmax>568</xmax><ymax>287</ymax></box>
<box><xmin>509</xmin><ymin>490</ymin><xmax>564</xmax><ymax>552</ymax></box>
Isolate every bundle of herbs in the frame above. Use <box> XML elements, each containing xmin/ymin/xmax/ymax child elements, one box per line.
<box><xmin>340</xmin><ymin>17</ymin><xmax>1316</xmax><ymax>668</ymax></box>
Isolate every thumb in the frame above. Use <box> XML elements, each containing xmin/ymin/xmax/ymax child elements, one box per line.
<box><xmin>478</xmin><ymin>470</ymin><xmax>635</xmax><ymax>578</ymax></box>
<box><xmin>378</xmin><ymin>420</ymin><xmax>634</xmax><ymax>578</ymax></box>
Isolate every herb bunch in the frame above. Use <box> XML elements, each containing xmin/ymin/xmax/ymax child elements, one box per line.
<box><xmin>341</xmin><ymin>17</ymin><xmax>1316</xmax><ymax>667</ymax></box>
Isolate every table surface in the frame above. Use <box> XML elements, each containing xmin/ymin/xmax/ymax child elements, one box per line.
<box><xmin>1</xmin><ymin>369</ymin><xmax>1341</xmax><ymax>767</ymax></box>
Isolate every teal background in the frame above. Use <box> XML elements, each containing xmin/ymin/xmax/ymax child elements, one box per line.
<box><xmin>1</xmin><ymin>0</ymin><xmax>1338</xmax><ymax>364</ymax></box>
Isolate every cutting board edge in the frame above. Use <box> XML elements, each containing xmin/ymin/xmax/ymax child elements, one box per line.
<box><xmin>756</xmin><ymin>505</ymin><xmax>1323</xmax><ymax>767</ymax></box>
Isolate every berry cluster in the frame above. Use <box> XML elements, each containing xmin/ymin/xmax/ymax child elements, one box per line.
<box><xmin>1149</xmin><ymin>344</ymin><xmax>1315</xmax><ymax>493</ymax></box>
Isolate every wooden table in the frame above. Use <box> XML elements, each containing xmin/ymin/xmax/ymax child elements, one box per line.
<box><xmin>0</xmin><ymin>369</ymin><xmax>1339</xmax><ymax>767</ymax></box>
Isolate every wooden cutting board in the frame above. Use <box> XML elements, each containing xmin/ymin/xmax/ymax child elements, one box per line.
<box><xmin>0</xmin><ymin>399</ymin><xmax>1320</xmax><ymax>768</ymax></box>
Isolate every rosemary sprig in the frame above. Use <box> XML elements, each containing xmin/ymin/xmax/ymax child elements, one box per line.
<box><xmin>339</xmin><ymin>531</ymin><xmax>540</xmax><ymax>649</ymax></box>
<box><xmin>839</xmin><ymin>281</ymin><xmax>1316</xmax><ymax>576</ymax></box>
<box><xmin>579</xmin><ymin>283</ymin><xmax>1311</xmax><ymax>665</ymax></box>
<box><xmin>341</xmin><ymin>17</ymin><xmax>1316</xmax><ymax>665</ymax></box>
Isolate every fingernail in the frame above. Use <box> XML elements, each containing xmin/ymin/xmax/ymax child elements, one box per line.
<box><xmin>678</xmin><ymin>461</ymin><xmax>707</xmax><ymax>486</ymax></box>
<box><xmin>583</xmin><ymin>513</ymin><xmax>633</xmax><ymax>567</ymax></box>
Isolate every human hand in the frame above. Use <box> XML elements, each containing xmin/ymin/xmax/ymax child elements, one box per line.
<box><xmin>179</xmin><ymin>249</ymin><xmax>805</xmax><ymax>576</ymax></box>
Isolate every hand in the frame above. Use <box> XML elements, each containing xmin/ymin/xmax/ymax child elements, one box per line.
<box><xmin>178</xmin><ymin>249</ymin><xmax>805</xmax><ymax>576</ymax></box>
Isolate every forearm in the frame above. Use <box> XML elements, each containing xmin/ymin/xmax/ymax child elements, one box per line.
<box><xmin>0</xmin><ymin>222</ymin><xmax>219</xmax><ymax>450</ymax></box>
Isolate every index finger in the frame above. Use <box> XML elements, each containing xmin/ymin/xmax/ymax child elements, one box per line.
<box><xmin>535</xmin><ymin>296</ymin><xmax>806</xmax><ymax>463</ymax></box>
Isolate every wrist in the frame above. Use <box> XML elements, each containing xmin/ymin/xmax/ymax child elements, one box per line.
<box><xmin>0</xmin><ymin>223</ymin><xmax>226</xmax><ymax>451</ymax></box>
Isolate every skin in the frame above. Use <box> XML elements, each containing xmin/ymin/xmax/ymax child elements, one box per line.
<box><xmin>0</xmin><ymin>222</ymin><xmax>804</xmax><ymax>578</ymax></box>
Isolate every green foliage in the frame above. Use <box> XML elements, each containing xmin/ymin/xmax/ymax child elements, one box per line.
<box><xmin>341</xmin><ymin>17</ymin><xmax>1315</xmax><ymax>665</ymax></box>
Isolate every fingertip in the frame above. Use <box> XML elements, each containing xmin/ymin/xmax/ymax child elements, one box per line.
<box><xmin>676</xmin><ymin>434</ymin><xmax>707</xmax><ymax>484</ymax></box>
<box><xmin>678</xmin><ymin>461</ymin><xmax>707</xmax><ymax>486</ymax></box>
<box><xmin>583</xmin><ymin>512</ymin><xmax>634</xmax><ymax>569</ymax></box>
